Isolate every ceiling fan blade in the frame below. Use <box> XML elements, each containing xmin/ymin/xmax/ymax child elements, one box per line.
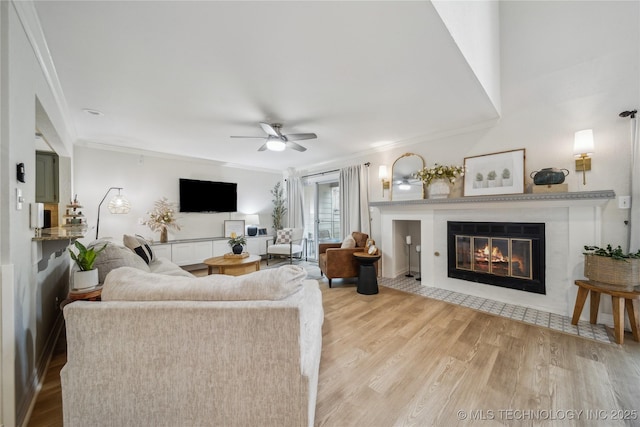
<box><xmin>230</xmin><ymin>136</ymin><xmax>265</xmax><ymax>139</ymax></box>
<box><xmin>260</xmin><ymin>122</ymin><xmax>280</xmax><ymax>137</ymax></box>
<box><xmin>286</xmin><ymin>141</ymin><xmax>307</xmax><ymax>152</ymax></box>
<box><xmin>257</xmin><ymin>143</ymin><xmax>268</xmax><ymax>151</ymax></box>
<box><xmin>285</xmin><ymin>133</ymin><xmax>317</xmax><ymax>141</ymax></box>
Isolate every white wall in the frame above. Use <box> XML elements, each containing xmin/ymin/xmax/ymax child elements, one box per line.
<box><xmin>432</xmin><ymin>0</ymin><xmax>501</xmax><ymax>114</ymax></box>
<box><xmin>303</xmin><ymin>0</ymin><xmax>639</xmax><ymax>253</ymax></box>
<box><xmin>73</xmin><ymin>146</ymin><xmax>283</xmax><ymax>244</ymax></box>
<box><xmin>1</xmin><ymin>2</ymin><xmax>74</xmax><ymax>425</ymax></box>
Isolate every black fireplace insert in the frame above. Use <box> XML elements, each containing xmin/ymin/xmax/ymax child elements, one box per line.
<box><xmin>447</xmin><ymin>221</ymin><xmax>545</xmax><ymax>294</ymax></box>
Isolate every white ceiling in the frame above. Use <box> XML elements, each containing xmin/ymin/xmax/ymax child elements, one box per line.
<box><xmin>33</xmin><ymin>1</ymin><xmax>498</xmax><ymax>172</ymax></box>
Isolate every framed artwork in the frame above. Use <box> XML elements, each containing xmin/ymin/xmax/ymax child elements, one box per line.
<box><xmin>463</xmin><ymin>149</ymin><xmax>525</xmax><ymax>196</ymax></box>
<box><xmin>224</xmin><ymin>220</ymin><xmax>245</xmax><ymax>237</ymax></box>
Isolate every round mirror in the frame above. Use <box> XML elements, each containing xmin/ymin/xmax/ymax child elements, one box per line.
<box><xmin>391</xmin><ymin>153</ymin><xmax>425</xmax><ymax>201</ymax></box>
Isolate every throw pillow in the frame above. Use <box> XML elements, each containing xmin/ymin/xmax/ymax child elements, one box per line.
<box><xmin>135</xmin><ymin>234</ymin><xmax>155</xmax><ymax>262</ymax></box>
<box><xmin>341</xmin><ymin>234</ymin><xmax>356</xmax><ymax>248</ymax></box>
<box><xmin>89</xmin><ymin>242</ymin><xmax>151</xmax><ymax>284</ymax></box>
<box><xmin>276</xmin><ymin>228</ymin><xmax>294</xmax><ymax>244</ymax></box>
<box><xmin>351</xmin><ymin>231</ymin><xmax>369</xmax><ymax>248</ymax></box>
<box><xmin>123</xmin><ymin>234</ymin><xmax>154</xmax><ymax>265</ymax></box>
<box><xmin>102</xmin><ymin>265</ymin><xmax>308</xmax><ymax>301</ymax></box>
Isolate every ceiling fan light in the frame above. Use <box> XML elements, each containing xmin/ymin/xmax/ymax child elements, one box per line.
<box><xmin>266</xmin><ymin>139</ymin><xmax>286</xmax><ymax>151</ymax></box>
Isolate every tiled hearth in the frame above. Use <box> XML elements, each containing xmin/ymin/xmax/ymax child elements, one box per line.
<box><xmin>379</xmin><ymin>275</ymin><xmax>612</xmax><ymax>344</ymax></box>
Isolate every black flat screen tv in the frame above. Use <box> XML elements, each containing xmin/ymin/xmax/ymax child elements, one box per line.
<box><xmin>179</xmin><ymin>178</ymin><xmax>237</xmax><ymax>213</ymax></box>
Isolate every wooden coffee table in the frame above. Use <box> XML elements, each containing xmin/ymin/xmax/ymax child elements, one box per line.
<box><xmin>204</xmin><ymin>254</ymin><xmax>261</xmax><ymax>276</ymax></box>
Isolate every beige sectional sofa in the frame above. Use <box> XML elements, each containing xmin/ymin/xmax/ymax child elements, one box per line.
<box><xmin>61</xmin><ymin>264</ymin><xmax>324</xmax><ymax>427</ymax></box>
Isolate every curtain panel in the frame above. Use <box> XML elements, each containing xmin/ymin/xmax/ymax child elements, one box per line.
<box><xmin>339</xmin><ymin>164</ymin><xmax>370</xmax><ymax>238</ymax></box>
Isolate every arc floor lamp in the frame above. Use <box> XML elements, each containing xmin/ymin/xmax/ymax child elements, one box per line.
<box><xmin>96</xmin><ymin>187</ymin><xmax>130</xmax><ymax>239</ymax></box>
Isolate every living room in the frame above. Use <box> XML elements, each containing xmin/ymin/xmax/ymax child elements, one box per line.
<box><xmin>2</xmin><ymin>1</ymin><xmax>640</xmax><ymax>426</ymax></box>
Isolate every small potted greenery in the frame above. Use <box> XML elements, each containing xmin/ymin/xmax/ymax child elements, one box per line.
<box><xmin>69</xmin><ymin>240</ymin><xmax>107</xmax><ymax>290</ymax></box>
<box><xmin>583</xmin><ymin>245</ymin><xmax>640</xmax><ymax>286</ymax></box>
<box><xmin>228</xmin><ymin>232</ymin><xmax>247</xmax><ymax>255</ymax></box>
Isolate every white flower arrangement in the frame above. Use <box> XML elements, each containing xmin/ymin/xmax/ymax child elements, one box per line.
<box><xmin>415</xmin><ymin>164</ymin><xmax>465</xmax><ymax>185</ymax></box>
<box><xmin>142</xmin><ymin>197</ymin><xmax>181</xmax><ymax>232</ymax></box>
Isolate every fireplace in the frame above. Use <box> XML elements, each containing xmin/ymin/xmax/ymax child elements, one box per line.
<box><xmin>447</xmin><ymin>221</ymin><xmax>545</xmax><ymax>294</ymax></box>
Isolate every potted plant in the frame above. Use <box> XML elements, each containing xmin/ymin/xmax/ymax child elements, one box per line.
<box><xmin>228</xmin><ymin>232</ymin><xmax>247</xmax><ymax>254</ymax></box>
<box><xmin>270</xmin><ymin>182</ymin><xmax>287</xmax><ymax>232</ymax></box>
<box><xmin>142</xmin><ymin>197</ymin><xmax>181</xmax><ymax>243</ymax></box>
<box><xmin>583</xmin><ymin>245</ymin><xmax>640</xmax><ymax>286</ymax></box>
<box><xmin>414</xmin><ymin>163</ymin><xmax>465</xmax><ymax>199</ymax></box>
<box><xmin>69</xmin><ymin>240</ymin><xmax>107</xmax><ymax>290</ymax></box>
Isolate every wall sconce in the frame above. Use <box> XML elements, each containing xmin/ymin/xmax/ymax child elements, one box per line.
<box><xmin>379</xmin><ymin>165</ymin><xmax>390</xmax><ymax>196</ymax></box>
<box><xmin>574</xmin><ymin>129</ymin><xmax>594</xmax><ymax>185</ymax></box>
<box><xmin>96</xmin><ymin>187</ymin><xmax>131</xmax><ymax>239</ymax></box>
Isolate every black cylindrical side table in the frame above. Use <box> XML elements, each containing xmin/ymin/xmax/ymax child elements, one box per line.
<box><xmin>353</xmin><ymin>252</ymin><xmax>381</xmax><ymax>295</ymax></box>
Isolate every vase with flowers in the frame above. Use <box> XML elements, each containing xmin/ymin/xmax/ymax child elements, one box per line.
<box><xmin>415</xmin><ymin>163</ymin><xmax>465</xmax><ymax>199</ymax></box>
<box><xmin>228</xmin><ymin>232</ymin><xmax>247</xmax><ymax>254</ymax></box>
<box><xmin>142</xmin><ymin>197</ymin><xmax>180</xmax><ymax>243</ymax></box>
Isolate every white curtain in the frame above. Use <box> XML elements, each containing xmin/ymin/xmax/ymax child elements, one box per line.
<box><xmin>629</xmin><ymin>116</ymin><xmax>640</xmax><ymax>252</ymax></box>
<box><xmin>339</xmin><ymin>164</ymin><xmax>370</xmax><ymax>238</ymax></box>
<box><xmin>286</xmin><ymin>169</ymin><xmax>305</xmax><ymax>229</ymax></box>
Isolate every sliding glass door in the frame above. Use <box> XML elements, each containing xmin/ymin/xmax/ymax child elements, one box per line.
<box><xmin>303</xmin><ymin>174</ymin><xmax>341</xmax><ymax>261</ymax></box>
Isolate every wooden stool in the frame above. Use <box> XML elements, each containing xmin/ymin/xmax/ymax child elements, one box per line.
<box><xmin>572</xmin><ymin>280</ymin><xmax>640</xmax><ymax>344</ymax></box>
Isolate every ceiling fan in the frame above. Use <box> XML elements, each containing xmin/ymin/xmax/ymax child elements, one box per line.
<box><xmin>231</xmin><ymin>122</ymin><xmax>317</xmax><ymax>152</ymax></box>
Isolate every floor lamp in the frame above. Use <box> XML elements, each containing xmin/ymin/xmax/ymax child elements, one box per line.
<box><xmin>405</xmin><ymin>235</ymin><xmax>414</xmax><ymax>278</ymax></box>
<box><xmin>96</xmin><ymin>187</ymin><xmax>131</xmax><ymax>239</ymax></box>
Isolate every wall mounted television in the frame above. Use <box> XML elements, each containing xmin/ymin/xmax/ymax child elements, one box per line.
<box><xmin>179</xmin><ymin>178</ymin><xmax>237</xmax><ymax>213</ymax></box>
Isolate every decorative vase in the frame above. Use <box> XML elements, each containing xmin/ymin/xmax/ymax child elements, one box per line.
<box><xmin>160</xmin><ymin>228</ymin><xmax>168</xmax><ymax>243</ymax></box>
<box><xmin>73</xmin><ymin>269</ymin><xmax>99</xmax><ymax>290</ymax></box>
<box><xmin>232</xmin><ymin>244</ymin><xmax>243</xmax><ymax>254</ymax></box>
<box><xmin>428</xmin><ymin>179</ymin><xmax>451</xmax><ymax>199</ymax></box>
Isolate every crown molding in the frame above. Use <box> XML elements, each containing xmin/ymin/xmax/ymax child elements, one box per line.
<box><xmin>12</xmin><ymin>0</ymin><xmax>77</xmax><ymax>143</ymax></box>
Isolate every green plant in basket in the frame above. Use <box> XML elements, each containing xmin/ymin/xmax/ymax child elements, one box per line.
<box><xmin>583</xmin><ymin>245</ymin><xmax>640</xmax><ymax>261</ymax></box>
<box><xmin>69</xmin><ymin>241</ymin><xmax>107</xmax><ymax>271</ymax></box>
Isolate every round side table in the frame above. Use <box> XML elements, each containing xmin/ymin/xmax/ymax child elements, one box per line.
<box><xmin>353</xmin><ymin>252</ymin><xmax>381</xmax><ymax>295</ymax></box>
<box><xmin>61</xmin><ymin>285</ymin><xmax>103</xmax><ymax>309</ymax></box>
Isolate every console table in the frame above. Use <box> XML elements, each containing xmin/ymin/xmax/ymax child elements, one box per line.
<box><xmin>150</xmin><ymin>235</ymin><xmax>272</xmax><ymax>267</ymax></box>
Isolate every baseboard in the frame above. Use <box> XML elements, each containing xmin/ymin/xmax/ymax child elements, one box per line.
<box><xmin>19</xmin><ymin>312</ymin><xmax>65</xmax><ymax>427</ymax></box>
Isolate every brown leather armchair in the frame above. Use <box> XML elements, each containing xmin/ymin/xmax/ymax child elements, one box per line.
<box><xmin>319</xmin><ymin>232</ymin><xmax>375</xmax><ymax>287</ymax></box>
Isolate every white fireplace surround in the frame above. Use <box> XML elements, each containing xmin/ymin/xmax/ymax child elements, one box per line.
<box><xmin>370</xmin><ymin>191</ymin><xmax>615</xmax><ymax>318</ymax></box>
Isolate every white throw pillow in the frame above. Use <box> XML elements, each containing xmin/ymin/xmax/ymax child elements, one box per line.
<box><xmin>340</xmin><ymin>235</ymin><xmax>356</xmax><ymax>248</ymax></box>
<box><xmin>90</xmin><ymin>242</ymin><xmax>151</xmax><ymax>284</ymax></box>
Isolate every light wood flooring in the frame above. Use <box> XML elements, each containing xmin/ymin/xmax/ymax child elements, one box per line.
<box><xmin>28</xmin><ymin>280</ymin><xmax>640</xmax><ymax>427</ymax></box>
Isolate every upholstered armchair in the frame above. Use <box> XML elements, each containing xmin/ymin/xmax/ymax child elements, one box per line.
<box><xmin>319</xmin><ymin>231</ymin><xmax>373</xmax><ymax>287</ymax></box>
<box><xmin>266</xmin><ymin>228</ymin><xmax>307</xmax><ymax>265</ymax></box>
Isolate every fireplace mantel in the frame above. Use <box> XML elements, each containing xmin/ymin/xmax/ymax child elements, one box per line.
<box><xmin>373</xmin><ymin>189</ymin><xmax>615</xmax><ymax>317</ymax></box>
<box><xmin>370</xmin><ymin>190</ymin><xmax>614</xmax><ymax>210</ymax></box>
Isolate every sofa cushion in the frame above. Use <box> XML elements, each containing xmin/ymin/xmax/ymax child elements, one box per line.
<box><xmin>149</xmin><ymin>257</ymin><xmax>194</xmax><ymax>277</ymax></box>
<box><xmin>340</xmin><ymin>235</ymin><xmax>356</xmax><ymax>248</ymax></box>
<box><xmin>88</xmin><ymin>241</ymin><xmax>151</xmax><ymax>284</ymax></box>
<box><xmin>123</xmin><ymin>234</ymin><xmax>154</xmax><ymax>264</ymax></box>
<box><xmin>102</xmin><ymin>265</ymin><xmax>307</xmax><ymax>301</ymax></box>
